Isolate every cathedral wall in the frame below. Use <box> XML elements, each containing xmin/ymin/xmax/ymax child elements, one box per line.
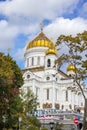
<box><xmin>24</xmin><ymin>47</ymin><xmax>47</xmax><ymax>69</ymax></box>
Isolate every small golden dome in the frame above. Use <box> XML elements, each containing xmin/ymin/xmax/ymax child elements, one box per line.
<box><xmin>67</xmin><ymin>63</ymin><xmax>76</xmax><ymax>72</ymax></box>
<box><xmin>26</xmin><ymin>31</ymin><xmax>55</xmax><ymax>50</ymax></box>
<box><xmin>45</xmin><ymin>48</ymin><xmax>57</xmax><ymax>55</ymax></box>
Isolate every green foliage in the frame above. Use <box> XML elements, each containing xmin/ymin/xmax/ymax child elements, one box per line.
<box><xmin>6</xmin><ymin>54</ymin><xmax>24</xmax><ymax>87</ymax></box>
<box><xmin>56</xmin><ymin>31</ymin><xmax>87</xmax><ymax>80</ymax></box>
<box><xmin>0</xmin><ymin>53</ymin><xmax>23</xmax><ymax>88</ymax></box>
<box><xmin>41</xmin><ymin>128</ymin><xmax>48</xmax><ymax>130</ymax></box>
<box><xmin>0</xmin><ymin>53</ymin><xmax>40</xmax><ymax>130</ymax></box>
<box><xmin>55</xmin><ymin>54</ymin><xmax>69</xmax><ymax>69</ymax></box>
<box><xmin>29</xmin><ymin>116</ymin><xmax>41</xmax><ymax>127</ymax></box>
<box><xmin>0</xmin><ymin>52</ymin><xmax>24</xmax><ymax>129</ymax></box>
<box><xmin>55</xmin><ymin>122</ymin><xmax>63</xmax><ymax>130</ymax></box>
<box><xmin>20</xmin><ymin>115</ymin><xmax>41</xmax><ymax>130</ymax></box>
<box><xmin>21</xmin><ymin>88</ymin><xmax>39</xmax><ymax>113</ymax></box>
<box><xmin>82</xmin><ymin>60</ymin><xmax>87</xmax><ymax>70</ymax></box>
<box><xmin>18</xmin><ymin>88</ymin><xmax>40</xmax><ymax>130</ymax></box>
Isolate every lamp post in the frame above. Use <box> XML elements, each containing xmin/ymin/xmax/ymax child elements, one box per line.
<box><xmin>49</xmin><ymin>122</ymin><xmax>55</xmax><ymax>130</ymax></box>
<box><xmin>18</xmin><ymin>117</ymin><xmax>22</xmax><ymax>130</ymax></box>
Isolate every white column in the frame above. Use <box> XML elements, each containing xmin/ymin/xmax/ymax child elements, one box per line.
<box><xmin>52</xmin><ymin>81</ymin><xmax>55</xmax><ymax>108</ymax></box>
<box><xmin>40</xmin><ymin>86</ymin><xmax>44</xmax><ymax>109</ymax></box>
<box><xmin>32</xmin><ymin>79</ymin><xmax>35</xmax><ymax>93</ymax></box>
<box><xmin>58</xmin><ymin>85</ymin><xmax>62</xmax><ymax>109</ymax></box>
<box><xmin>71</xmin><ymin>91</ymin><xmax>74</xmax><ymax>110</ymax></box>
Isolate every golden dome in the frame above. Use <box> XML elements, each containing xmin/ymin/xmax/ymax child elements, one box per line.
<box><xmin>45</xmin><ymin>48</ymin><xmax>57</xmax><ymax>55</ymax></box>
<box><xmin>26</xmin><ymin>31</ymin><xmax>55</xmax><ymax>50</ymax></box>
<box><xmin>67</xmin><ymin>63</ymin><xmax>76</xmax><ymax>72</ymax></box>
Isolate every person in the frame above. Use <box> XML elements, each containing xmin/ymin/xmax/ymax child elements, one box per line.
<box><xmin>77</xmin><ymin>123</ymin><xmax>83</xmax><ymax>130</ymax></box>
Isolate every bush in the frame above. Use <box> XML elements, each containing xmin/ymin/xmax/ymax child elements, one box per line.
<box><xmin>55</xmin><ymin>122</ymin><xmax>63</xmax><ymax>130</ymax></box>
<box><xmin>41</xmin><ymin>128</ymin><xmax>48</xmax><ymax>130</ymax></box>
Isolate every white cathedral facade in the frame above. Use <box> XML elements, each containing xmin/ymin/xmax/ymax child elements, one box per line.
<box><xmin>22</xmin><ymin>29</ymin><xmax>87</xmax><ymax>112</ymax></box>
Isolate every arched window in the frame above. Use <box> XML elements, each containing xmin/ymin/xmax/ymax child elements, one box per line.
<box><xmin>47</xmin><ymin>59</ymin><xmax>51</xmax><ymax>67</ymax></box>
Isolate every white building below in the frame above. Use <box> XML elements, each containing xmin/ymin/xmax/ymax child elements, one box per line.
<box><xmin>22</xmin><ymin>30</ymin><xmax>87</xmax><ymax>113</ymax></box>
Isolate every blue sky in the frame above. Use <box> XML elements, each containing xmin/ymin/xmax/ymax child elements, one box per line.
<box><xmin>0</xmin><ymin>0</ymin><xmax>87</xmax><ymax>84</ymax></box>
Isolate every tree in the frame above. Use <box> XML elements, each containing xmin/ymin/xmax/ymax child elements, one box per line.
<box><xmin>55</xmin><ymin>122</ymin><xmax>63</xmax><ymax>130</ymax></box>
<box><xmin>0</xmin><ymin>52</ymin><xmax>23</xmax><ymax>129</ymax></box>
<box><xmin>0</xmin><ymin>53</ymin><xmax>41</xmax><ymax>130</ymax></box>
<box><xmin>56</xmin><ymin>31</ymin><xmax>87</xmax><ymax>130</ymax></box>
<box><xmin>41</xmin><ymin>128</ymin><xmax>48</xmax><ymax>130</ymax></box>
<box><xmin>18</xmin><ymin>115</ymin><xmax>41</xmax><ymax>130</ymax></box>
<box><xmin>56</xmin><ymin>31</ymin><xmax>87</xmax><ymax>80</ymax></box>
<box><xmin>20</xmin><ymin>88</ymin><xmax>40</xmax><ymax>130</ymax></box>
<box><xmin>21</xmin><ymin>88</ymin><xmax>38</xmax><ymax>114</ymax></box>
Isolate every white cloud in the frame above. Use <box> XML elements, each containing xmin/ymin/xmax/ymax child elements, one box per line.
<box><xmin>44</xmin><ymin>17</ymin><xmax>87</xmax><ymax>74</ymax></box>
<box><xmin>13</xmin><ymin>17</ymin><xmax>87</xmax><ymax>63</ymax></box>
<box><xmin>44</xmin><ymin>17</ymin><xmax>87</xmax><ymax>42</ymax></box>
<box><xmin>0</xmin><ymin>0</ymin><xmax>87</xmax><ymax>64</ymax></box>
<box><xmin>0</xmin><ymin>0</ymin><xmax>79</xmax><ymax>20</ymax></box>
<box><xmin>13</xmin><ymin>47</ymin><xmax>25</xmax><ymax>61</ymax></box>
<box><xmin>0</xmin><ymin>0</ymin><xmax>81</xmax><ymax>51</ymax></box>
<box><xmin>0</xmin><ymin>20</ymin><xmax>19</xmax><ymax>50</ymax></box>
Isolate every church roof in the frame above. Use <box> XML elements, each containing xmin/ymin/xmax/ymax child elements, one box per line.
<box><xmin>26</xmin><ymin>31</ymin><xmax>57</xmax><ymax>55</ymax></box>
<box><xmin>58</xmin><ymin>69</ymin><xmax>71</xmax><ymax>79</ymax></box>
<box><xmin>45</xmin><ymin>48</ymin><xmax>57</xmax><ymax>55</ymax></box>
<box><xmin>67</xmin><ymin>63</ymin><xmax>76</xmax><ymax>72</ymax></box>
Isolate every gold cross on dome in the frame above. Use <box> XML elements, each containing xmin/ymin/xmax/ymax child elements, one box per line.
<box><xmin>40</xmin><ymin>21</ymin><xmax>44</xmax><ymax>31</ymax></box>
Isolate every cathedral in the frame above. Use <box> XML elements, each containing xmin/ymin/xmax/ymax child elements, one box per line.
<box><xmin>22</xmin><ymin>28</ymin><xmax>86</xmax><ymax>113</ymax></box>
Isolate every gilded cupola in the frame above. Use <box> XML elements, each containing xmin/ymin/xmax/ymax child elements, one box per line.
<box><xmin>67</xmin><ymin>63</ymin><xmax>76</xmax><ymax>72</ymax></box>
<box><xmin>45</xmin><ymin>47</ymin><xmax>57</xmax><ymax>55</ymax></box>
<box><xmin>26</xmin><ymin>31</ymin><xmax>56</xmax><ymax>51</ymax></box>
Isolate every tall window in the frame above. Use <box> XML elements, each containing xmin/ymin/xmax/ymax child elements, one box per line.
<box><xmin>38</xmin><ymin>56</ymin><xmax>40</xmax><ymax>65</ymax></box>
<box><xmin>27</xmin><ymin>58</ymin><xmax>29</xmax><ymax>67</ymax></box>
<box><xmin>47</xmin><ymin>59</ymin><xmax>51</xmax><ymax>67</ymax></box>
<box><xmin>47</xmin><ymin>89</ymin><xmax>49</xmax><ymax>100</ymax></box>
<box><xmin>31</xmin><ymin>57</ymin><xmax>34</xmax><ymax>66</ymax></box>
<box><xmin>66</xmin><ymin>90</ymin><xmax>68</xmax><ymax>101</ymax></box>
